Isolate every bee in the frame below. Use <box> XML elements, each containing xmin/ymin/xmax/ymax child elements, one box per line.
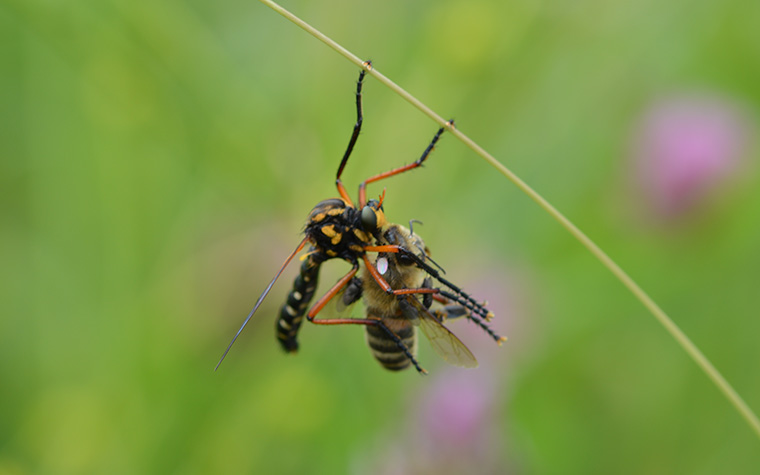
<box><xmin>339</xmin><ymin>222</ymin><xmax>506</xmax><ymax>373</ymax></box>
<box><xmin>215</xmin><ymin>63</ymin><xmax>455</xmax><ymax>370</ymax></box>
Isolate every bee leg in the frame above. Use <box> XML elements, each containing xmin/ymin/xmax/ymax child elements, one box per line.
<box><xmin>342</xmin><ymin>276</ymin><xmax>363</xmax><ymax>307</ymax></box>
<box><xmin>422</xmin><ymin>277</ymin><xmax>434</xmax><ymax>309</ymax></box>
<box><xmin>386</xmin><ymin>245</ymin><xmax>495</xmax><ymax>322</ymax></box>
<box><xmin>475</xmin><ymin>320</ymin><xmax>508</xmax><ymax>346</ymax></box>
<box><xmin>368</xmin><ymin>318</ymin><xmax>427</xmax><ymax>374</ymax></box>
<box><xmin>429</xmin><ymin>295</ymin><xmax>482</xmax><ymax>324</ymax></box>
<box><xmin>428</xmin><ymin>301</ymin><xmax>505</xmax><ymax>345</ymax></box>
<box><xmin>431</xmin><ymin>305</ymin><xmax>470</xmax><ymax>323</ymax></box>
<box><xmin>442</xmin><ymin>299</ymin><xmax>506</xmax><ymax>345</ymax></box>
<box><xmin>335</xmin><ymin>64</ymin><xmax>372</xmax><ymax>206</ymax></box>
<box><xmin>357</xmin><ymin>119</ymin><xmax>454</xmax><ymax>207</ymax></box>
<box><xmin>437</xmin><ymin>289</ymin><xmax>493</xmax><ymax>322</ymax></box>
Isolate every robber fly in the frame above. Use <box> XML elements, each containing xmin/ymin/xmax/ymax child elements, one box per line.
<box><xmin>337</xmin><ymin>222</ymin><xmax>505</xmax><ymax>373</ymax></box>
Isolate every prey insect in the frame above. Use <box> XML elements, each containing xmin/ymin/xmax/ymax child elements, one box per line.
<box><xmin>338</xmin><ymin>222</ymin><xmax>506</xmax><ymax>373</ymax></box>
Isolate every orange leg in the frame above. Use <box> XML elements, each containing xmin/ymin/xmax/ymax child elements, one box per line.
<box><xmin>358</xmin><ymin>120</ymin><xmax>453</xmax><ymax>207</ymax></box>
<box><xmin>306</xmin><ymin>264</ymin><xmax>359</xmax><ymax>319</ymax></box>
<box><xmin>305</xmin><ymin>259</ymin><xmax>427</xmax><ymax>373</ymax></box>
<box><xmin>336</xmin><ymin>180</ymin><xmax>353</xmax><ymax>207</ymax></box>
<box><xmin>393</xmin><ymin>288</ymin><xmax>439</xmax><ymax>296</ymax></box>
<box><xmin>362</xmin><ymin>253</ymin><xmax>441</xmax><ymax>298</ymax></box>
<box><xmin>363</xmin><ymin>244</ymin><xmax>402</xmax><ymax>253</ymax></box>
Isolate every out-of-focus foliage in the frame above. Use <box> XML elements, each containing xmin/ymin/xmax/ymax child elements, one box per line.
<box><xmin>1</xmin><ymin>0</ymin><xmax>759</xmax><ymax>473</ymax></box>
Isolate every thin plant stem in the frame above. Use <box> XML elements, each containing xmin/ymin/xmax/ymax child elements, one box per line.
<box><xmin>258</xmin><ymin>0</ymin><xmax>760</xmax><ymax>439</ymax></box>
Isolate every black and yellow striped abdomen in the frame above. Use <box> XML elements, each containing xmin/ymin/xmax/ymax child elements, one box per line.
<box><xmin>364</xmin><ymin>311</ymin><xmax>418</xmax><ymax>371</ymax></box>
<box><xmin>276</xmin><ymin>252</ymin><xmax>322</xmax><ymax>352</ymax></box>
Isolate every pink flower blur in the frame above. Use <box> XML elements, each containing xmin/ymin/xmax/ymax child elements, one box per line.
<box><xmin>631</xmin><ymin>94</ymin><xmax>751</xmax><ymax>218</ymax></box>
<box><xmin>417</xmin><ymin>371</ymin><xmax>495</xmax><ymax>448</ymax></box>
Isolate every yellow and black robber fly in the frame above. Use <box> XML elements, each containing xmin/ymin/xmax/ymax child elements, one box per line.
<box><xmin>215</xmin><ymin>63</ymin><xmax>504</xmax><ymax>372</ymax></box>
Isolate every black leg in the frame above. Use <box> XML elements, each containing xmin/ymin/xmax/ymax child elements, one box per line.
<box><xmin>336</xmin><ymin>64</ymin><xmax>371</xmax><ymax>191</ymax></box>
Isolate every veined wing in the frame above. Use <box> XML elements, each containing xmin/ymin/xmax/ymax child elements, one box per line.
<box><xmin>405</xmin><ymin>295</ymin><xmax>478</xmax><ymax>368</ymax></box>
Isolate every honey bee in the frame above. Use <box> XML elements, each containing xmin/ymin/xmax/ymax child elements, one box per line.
<box><xmin>339</xmin><ymin>222</ymin><xmax>505</xmax><ymax>373</ymax></box>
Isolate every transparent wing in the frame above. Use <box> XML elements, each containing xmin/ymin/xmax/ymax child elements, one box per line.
<box><xmin>405</xmin><ymin>295</ymin><xmax>478</xmax><ymax>368</ymax></box>
<box><xmin>215</xmin><ymin>237</ymin><xmax>309</xmax><ymax>371</ymax></box>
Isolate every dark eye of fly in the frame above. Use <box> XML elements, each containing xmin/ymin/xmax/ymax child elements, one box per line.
<box><xmin>361</xmin><ymin>206</ymin><xmax>377</xmax><ymax>232</ymax></box>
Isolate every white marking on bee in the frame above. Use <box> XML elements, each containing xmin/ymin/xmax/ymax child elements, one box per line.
<box><xmin>284</xmin><ymin>305</ymin><xmax>297</xmax><ymax>316</ymax></box>
<box><xmin>377</xmin><ymin>257</ymin><xmax>388</xmax><ymax>275</ymax></box>
<box><xmin>279</xmin><ymin>319</ymin><xmax>292</xmax><ymax>330</ymax></box>
<box><xmin>292</xmin><ymin>291</ymin><xmax>302</xmax><ymax>300</ymax></box>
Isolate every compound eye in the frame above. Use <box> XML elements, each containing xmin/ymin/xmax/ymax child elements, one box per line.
<box><xmin>397</xmin><ymin>253</ymin><xmax>414</xmax><ymax>267</ymax></box>
<box><xmin>361</xmin><ymin>206</ymin><xmax>378</xmax><ymax>232</ymax></box>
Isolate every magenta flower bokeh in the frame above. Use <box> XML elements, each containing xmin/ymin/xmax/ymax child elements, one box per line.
<box><xmin>630</xmin><ymin>94</ymin><xmax>753</xmax><ymax>219</ymax></box>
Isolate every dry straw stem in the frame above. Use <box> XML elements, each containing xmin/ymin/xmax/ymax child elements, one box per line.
<box><xmin>258</xmin><ymin>0</ymin><xmax>760</xmax><ymax>439</ymax></box>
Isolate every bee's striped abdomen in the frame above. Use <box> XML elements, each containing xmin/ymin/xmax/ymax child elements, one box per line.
<box><xmin>276</xmin><ymin>252</ymin><xmax>322</xmax><ymax>352</ymax></box>
<box><xmin>364</xmin><ymin>316</ymin><xmax>417</xmax><ymax>371</ymax></box>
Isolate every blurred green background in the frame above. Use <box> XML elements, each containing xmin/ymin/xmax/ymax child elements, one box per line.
<box><xmin>2</xmin><ymin>0</ymin><xmax>759</xmax><ymax>473</ymax></box>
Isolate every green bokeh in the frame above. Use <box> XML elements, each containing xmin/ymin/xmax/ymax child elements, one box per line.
<box><xmin>1</xmin><ymin>0</ymin><xmax>759</xmax><ymax>473</ymax></box>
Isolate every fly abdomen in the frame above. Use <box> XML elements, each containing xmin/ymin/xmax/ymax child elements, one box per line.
<box><xmin>276</xmin><ymin>253</ymin><xmax>322</xmax><ymax>352</ymax></box>
<box><xmin>365</xmin><ymin>316</ymin><xmax>417</xmax><ymax>371</ymax></box>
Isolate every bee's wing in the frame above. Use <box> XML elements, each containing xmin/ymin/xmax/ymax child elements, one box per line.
<box><xmin>405</xmin><ymin>296</ymin><xmax>478</xmax><ymax>368</ymax></box>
